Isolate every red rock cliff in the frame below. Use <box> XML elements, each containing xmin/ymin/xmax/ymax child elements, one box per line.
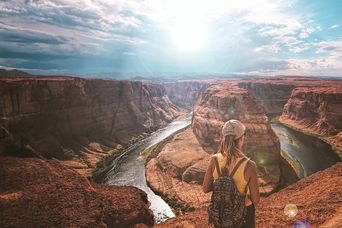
<box><xmin>280</xmin><ymin>86</ymin><xmax>342</xmax><ymax>158</ymax></box>
<box><xmin>0</xmin><ymin>77</ymin><xmax>180</xmax><ymax>176</ymax></box>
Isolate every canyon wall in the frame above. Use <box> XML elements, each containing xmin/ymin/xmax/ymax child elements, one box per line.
<box><xmin>0</xmin><ymin>77</ymin><xmax>180</xmax><ymax>176</ymax></box>
<box><xmin>163</xmin><ymin>80</ymin><xmax>212</xmax><ymax>109</ymax></box>
<box><xmin>280</xmin><ymin>86</ymin><xmax>342</xmax><ymax>158</ymax></box>
<box><xmin>238</xmin><ymin>81</ymin><xmax>295</xmax><ymax>115</ymax></box>
<box><xmin>192</xmin><ymin>83</ymin><xmax>281</xmax><ymax>193</ymax></box>
<box><xmin>239</xmin><ymin>77</ymin><xmax>342</xmax><ymax>116</ymax></box>
<box><xmin>0</xmin><ymin>156</ymin><xmax>154</xmax><ymax>227</ymax></box>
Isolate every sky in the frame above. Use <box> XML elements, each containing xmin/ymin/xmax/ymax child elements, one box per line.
<box><xmin>0</xmin><ymin>0</ymin><xmax>341</xmax><ymax>76</ymax></box>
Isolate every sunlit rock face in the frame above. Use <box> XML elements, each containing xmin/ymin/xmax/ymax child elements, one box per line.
<box><xmin>163</xmin><ymin>80</ymin><xmax>212</xmax><ymax>109</ymax></box>
<box><xmin>0</xmin><ymin>77</ymin><xmax>180</xmax><ymax>176</ymax></box>
<box><xmin>280</xmin><ymin>86</ymin><xmax>342</xmax><ymax>158</ymax></box>
<box><xmin>192</xmin><ymin>82</ymin><xmax>281</xmax><ymax>193</ymax></box>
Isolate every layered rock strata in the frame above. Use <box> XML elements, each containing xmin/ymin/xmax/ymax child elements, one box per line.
<box><xmin>0</xmin><ymin>77</ymin><xmax>180</xmax><ymax>176</ymax></box>
<box><xmin>156</xmin><ymin>162</ymin><xmax>342</xmax><ymax>228</ymax></box>
<box><xmin>0</xmin><ymin>156</ymin><xmax>154</xmax><ymax>227</ymax></box>
<box><xmin>280</xmin><ymin>86</ymin><xmax>342</xmax><ymax>158</ymax></box>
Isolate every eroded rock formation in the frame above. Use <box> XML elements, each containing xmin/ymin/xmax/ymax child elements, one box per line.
<box><xmin>280</xmin><ymin>86</ymin><xmax>342</xmax><ymax>158</ymax></box>
<box><xmin>0</xmin><ymin>77</ymin><xmax>180</xmax><ymax>176</ymax></box>
<box><xmin>0</xmin><ymin>156</ymin><xmax>154</xmax><ymax>227</ymax></box>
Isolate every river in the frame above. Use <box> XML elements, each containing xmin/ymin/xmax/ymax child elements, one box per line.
<box><xmin>271</xmin><ymin>123</ymin><xmax>340</xmax><ymax>178</ymax></box>
<box><xmin>103</xmin><ymin>113</ymin><xmax>192</xmax><ymax>223</ymax></box>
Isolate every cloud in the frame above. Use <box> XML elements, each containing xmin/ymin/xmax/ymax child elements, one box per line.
<box><xmin>299</xmin><ymin>27</ymin><xmax>315</xmax><ymax>39</ymax></box>
<box><xmin>0</xmin><ymin>0</ymin><xmax>341</xmax><ymax>76</ymax></box>
<box><xmin>0</xmin><ymin>0</ymin><xmax>145</xmax><ymax>45</ymax></box>
<box><xmin>329</xmin><ymin>24</ymin><xmax>340</xmax><ymax>29</ymax></box>
<box><xmin>315</xmin><ymin>41</ymin><xmax>342</xmax><ymax>56</ymax></box>
<box><xmin>289</xmin><ymin>46</ymin><xmax>309</xmax><ymax>53</ymax></box>
<box><xmin>254</xmin><ymin>44</ymin><xmax>281</xmax><ymax>53</ymax></box>
<box><xmin>241</xmin><ymin>40</ymin><xmax>342</xmax><ymax>76</ymax></box>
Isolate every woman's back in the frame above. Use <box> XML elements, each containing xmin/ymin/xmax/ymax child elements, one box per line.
<box><xmin>212</xmin><ymin>153</ymin><xmax>252</xmax><ymax>206</ymax></box>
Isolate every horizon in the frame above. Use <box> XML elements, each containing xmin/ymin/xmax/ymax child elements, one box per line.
<box><xmin>1</xmin><ymin>0</ymin><xmax>342</xmax><ymax>77</ymax></box>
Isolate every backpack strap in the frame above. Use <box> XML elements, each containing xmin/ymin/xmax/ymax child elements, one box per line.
<box><xmin>230</xmin><ymin>157</ymin><xmax>247</xmax><ymax>177</ymax></box>
<box><xmin>213</xmin><ymin>156</ymin><xmax>222</xmax><ymax>177</ymax></box>
<box><xmin>243</xmin><ymin>160</ymin><xmax>251</xmax><ymax>195</ymax></box>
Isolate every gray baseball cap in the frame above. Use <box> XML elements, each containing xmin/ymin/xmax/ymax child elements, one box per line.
<box><xmin>222</xmin><ymin>119</ymin><xmax>246</xmax><ymax>139</ymax></box>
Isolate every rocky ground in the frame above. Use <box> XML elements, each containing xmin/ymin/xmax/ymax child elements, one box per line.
<box><xmin>0</xmin><ymin>156</ymin><xmax>154</xmax><ymax>227</ymax></box>
<box><xmin>156</xmin><ymin>162</ymin><xmax>342</xmax><ymax>227</ymax></box>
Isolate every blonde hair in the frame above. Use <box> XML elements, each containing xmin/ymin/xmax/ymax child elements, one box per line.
<box><xmin>218</xmin><ymin>135</ymin><xmax>245</xmax><ymax>166</ymax></box>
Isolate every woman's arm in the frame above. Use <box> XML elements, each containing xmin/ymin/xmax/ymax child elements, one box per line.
<box><xmin>246</xmin><ymin>161</ymin><xmax>260</xmax><ymax>206</ymax></box>
<box><xmin>202</xmin><ymin>156</ymin><xmax>215</xmax><ymax>193</ymax></box>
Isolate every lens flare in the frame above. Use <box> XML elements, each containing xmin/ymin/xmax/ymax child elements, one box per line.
<box><xmin>228</xmin><ymin>106</ymin><xmax>236</xmax><ymax>114</ymax></box>
<box><xmin>293</xmin><ymin>220</ymin><xmax>311</xmax><ymax>228</ymax></box>
<box><xmin>284</xmin><ymin>204</ymin><xmax>298</xmax><ymax>218</ymax></box>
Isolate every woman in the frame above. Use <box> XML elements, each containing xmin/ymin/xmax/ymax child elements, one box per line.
<box><xmin>202</xmin><ymin>119</ymin><xmax>260</xmax><ymax>228</ymax></box>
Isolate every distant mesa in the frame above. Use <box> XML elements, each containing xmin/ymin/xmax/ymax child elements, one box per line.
<box><xmin>0</xmin><ymin>68</ymin><xmax>31</xmax><ymax>77</ymax></box>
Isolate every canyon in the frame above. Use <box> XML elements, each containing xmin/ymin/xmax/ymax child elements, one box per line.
<box><xmin>1</xmin><ymin>70</ymin><xmax>341</xmax><ymax>227</ymax></box>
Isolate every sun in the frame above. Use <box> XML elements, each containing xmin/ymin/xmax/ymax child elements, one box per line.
<box><xmin>164</xmin><ymin>0</ymin><xmax>228</xmax><ymax>52</ymax></box>
<box><xmin>171</xmin><ymin>21</ymin><xmax>207</xmax><ymax>52</ymax></box>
